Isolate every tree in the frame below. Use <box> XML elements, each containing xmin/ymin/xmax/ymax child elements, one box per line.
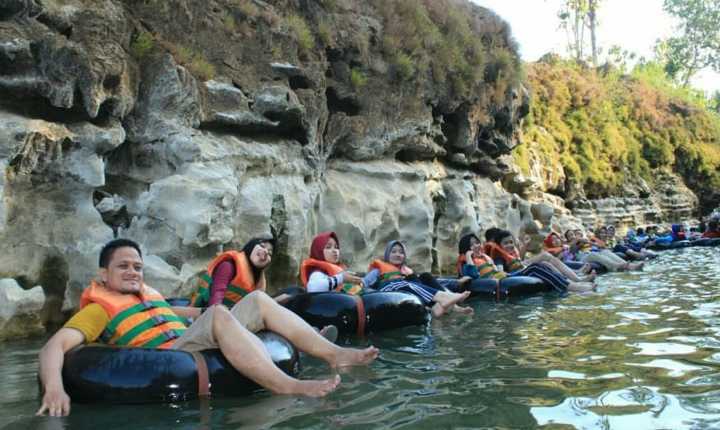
<box><xmin>607</xmin><ymin>45</ymin><xmax>638</xmax><ymax>73</ymax></box>
<box><xmin>557</xmin><ymin>0</ymin><xmax>602</xmax><ymax>66</ymax></box>
<box><xmin>657</xmin><ymin>0</ymin><xmax>720</xmax><ymax>87</ymax></box>
<box><xmin>587</xmin><ymin>0</ymin><xmax>599</xmax><ymax>66</ymax></box>
<box><xmin>711</xmin><ymin>90</ymin><xmax>720</xmax><ymax>114</ymax></box>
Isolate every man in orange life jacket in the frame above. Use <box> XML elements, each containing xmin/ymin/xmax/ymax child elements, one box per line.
<box><xmin>36</xmin><ymin>239</ymin><xmax>379</xmax><ymax>417</ymax></box>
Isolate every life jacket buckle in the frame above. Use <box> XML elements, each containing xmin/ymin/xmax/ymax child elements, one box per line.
<box><xmin>151</xmin><ymin>315</ymin><xmax>167</xmax><ymax>326</ymax></box>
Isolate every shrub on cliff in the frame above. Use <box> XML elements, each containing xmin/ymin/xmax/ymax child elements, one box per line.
<box><xmin>371</xmin><ymin>0</ymin><xmax>521</xmax><ymax>101</ymax></box>
<box><xmin>515</xmin><ymin>59</ymin><xmax>720</xmax><ymax>210</ymax></box>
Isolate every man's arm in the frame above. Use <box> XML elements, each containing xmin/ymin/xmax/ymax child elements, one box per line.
<box><xmin>171</xmin><ymin>306</ymin><xmax>202</xmax><ymax>319</ymax></box>
<box><xmin>36</xmin><ymin>328</ymin><xmax>85</xmax><ymax>417</ymax></box>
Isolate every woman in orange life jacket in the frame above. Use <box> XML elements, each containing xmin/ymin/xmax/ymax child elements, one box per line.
<box><xmin>487</xmin><ymin>229</ymin><xmax>596</xmax><ymax>283</ymax></box>
<box><xmin>194</xmin><ymin>238</ymin><xmax>336</xmax><ymax>339</ymax></box>
<box><xmin>301</xmin><ymin>232</ymin><xmax>377</xmax><ymax>295</ymax></box>
<box><xmin>367</xmin><ymin>240</ymin><xmax>473</xmax><ymax>318</ymax></box>
<box><xmin>458</xmin><ymin>233</ymin><xmax>594</xmax><ymax>293</ymax></box>
<box><xmin>190</xmin><ymin>238</ymin><xmax>284</xmax><ymax>308</ymax></box>
<box><xmin>543</xmin><ymin>231</ymin><xmax>575</xmax><ymax>262</ymax></box>
<box><xmin>566</xmin><ymin>228</ymin><xmax>644</xmax><ymax>272</ymax></box>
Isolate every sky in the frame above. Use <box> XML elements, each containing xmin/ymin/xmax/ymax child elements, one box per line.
<box><xmin>472</xmin><ymin>0</ymin><xmax>720</xmax><ymax>96</ymax></box>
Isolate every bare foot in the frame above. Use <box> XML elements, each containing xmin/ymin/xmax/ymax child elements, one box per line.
<box><xmin>457</xmin><ymin>276</ymin><xmax>473</xmax><ymax>289</ymax></box>
<box><xmin>629</xmin><ymin>261</ymin><xmax>644</xmax><ymax>271</ymax></box>
<box><xmin>331</xmin><ymin>346</ymin><xmax>379</xmax><ymax>368</ymax></box>
<box><xmin>432</xmin><ymin>291</ymin><xmax>471</xmax><ymax>318</ymax></box>
<box><xmin>568</xmin><ymin>281</ymin><xmax>595</xmax><ymax>292</ymax></box>
<box><xmin>286</xmin><ymin>375</ymin><xmax>341</xmax><ymax>397</ymax></box>
<box><xmin>452</xmin><ymin>304</ymin><xmax>474</xmax><ymax>315</ymax></box>
<box><xmin>435</xmin><ymin>290</ymin><xmax>470</xmax><ymax>308</ymax></box>
<box><xmin>580</xmin><ymin>270</ymin><xmax>597</xmax><ymax>282</ymax></box>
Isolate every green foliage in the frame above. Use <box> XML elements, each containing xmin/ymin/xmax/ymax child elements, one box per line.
<box><xmin>285</xmin><ymin>14</ymin><xmax>314</xmax><ymax>54</ymax></box>
<box><xmin>393</xmin><ymin>52</ymin><xmax>415</xmax><ymax>81</ymax></box>
<box><xmin>130</xmin><ymin>31</ymin><xmax>154</xmax><ymax>59</ymax></box>
<box><xmin>317</xmin><ymin>20</ymin><xmax>332</xmax><ymax>46</ymax></box>
<box><xmin>233</xmin><ymin>0</ymin><xmax>259</xmax><ymax>18</ymax></box>
<box><xmin>656</xmin><ymin>0</ymin><xmax>720</xmax><ymax>86</ymax></box>
<box><xmin>173</xmin><ymin>45</ymin><xmax>216</xmax><ymax>81</ymax></box>
<box><xmin>519</xmin><ymin>60</ymin><xmax>720</xmax><ymax>200</ymax></box>
<box><xmin>222</xmin><ymin>13</ymin><xmax>237</xmax><ymax>33</ymax></box>
<box><xmin>631</xmin><ymin>61</ymin><xmax>707</xmax><ymax>107</ymax></box>
<box><xmin>711</xmin><ymin>91</ymin><xmax>720</xmax><ymax>114</ymax></box>
<box><xmin>371</xmin><ymin>0</ymin><xmax>520</xmax><ymax>98</ymax></box>
<box><xmin>350</xmin><ymin>68</ymin><xmax>368</xmax><ymax>88</ymax></box>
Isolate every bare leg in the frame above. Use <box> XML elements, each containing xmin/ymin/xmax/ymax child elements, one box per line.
<box><xmin>212</xmin><ymin>306</ymin><xmax>340</xmax><ymax>397</ymax></box>
<box><xmin>584</xmin><ymin>252</ymin><xmax>626</xmax><ymax>271</ymax></box>
<box><xmin>253</xmin><ymin>292</ymin><xmax>379</xmax><ymax>367</ymax></box>
<box><xmin>528</xmin><ymin>252</ymin><xmax>585</xmax><ymax>281</ymax></box>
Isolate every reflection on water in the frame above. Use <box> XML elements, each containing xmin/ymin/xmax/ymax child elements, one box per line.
<box><xmin>1</xmin><ymin>247</ymin><xmax>720</xmax><ymax>429</ymax></box>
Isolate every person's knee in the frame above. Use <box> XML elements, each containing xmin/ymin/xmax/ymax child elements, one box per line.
<box><xmin>211</xmin><ymin>304</ymin><xmax>233</xmax><ymax>328</ymax></box>
<box><xmin>245</xmin><ymin>290</ymin><xmax>272</xmax><ymax>307</ymax></box>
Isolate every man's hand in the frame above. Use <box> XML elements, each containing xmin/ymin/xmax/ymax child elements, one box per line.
<box><xmin>36</xmin><ymin>387</ymin><xmax>71</xmax><ymax>417</ymax></box>
<box><xmin>36</xmin><ymin>327</ymin><xmax>84</xmax><ymax>417</ymax></box>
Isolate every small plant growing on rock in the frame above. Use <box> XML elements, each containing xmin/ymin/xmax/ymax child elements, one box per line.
<box><xmin>285</xmin><ymin>14</ymin><xmax>314</xmax><ymax>54</ymax></box>
<box><xmin>223</xmin><ymin>12</ymin><xmax>237</xmax><ymax>33</ymax></box>
<box><xmin>167</xmin><ymin>43</ymin><xmax>217</xmax><ymax>81</ymax></box>
<box><xmin>318</xmin><ymin>20</ymin><xmax>332</xmax><ymax>46</ymax></box>
<box><xmin>394</xmin><ymin>52</ymin><xmax>415</xmax><ymax>81</ymax></box>
<box><xmin>350</xmin><ymin>68</ymin><xmax>368</xmax><ymax>88</ymax></box>
<box><xmin>233</xmin><ymin>0</ymin><xmax>259</xmax><ymax>19</ymax></box>
<box><xmin>130</xmin><ymin>31</ymin><xmax>154</xmax><ymax>59</ymax></box>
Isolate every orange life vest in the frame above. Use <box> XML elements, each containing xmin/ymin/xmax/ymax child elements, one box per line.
<box><xmin>456</xmin><ymin>254</ymin><xmax>506</xmax><ymax>280</ymax></box>
<box><xmin>80</xmin><ymin>280</ymin><xmax>187</xmax><ymax>349</ymax></box>
<box><xmin>367</xmin><ymin>259</ymin><xmax>406</xmax><ymax>283</ymax></box>
<box><xmin>485</xmin><ymin>242</ymin><xmax>524</xmax><ymax>272</ymax></box>
<box><xmin>300</xmin><ymin>258</ymin><xmax>363</xmax><ymax>295</ymax></box>
<box><xmin>195</xmin><ymin>250</ymin><xmax>264</xmax><ymax>308</ymax></box>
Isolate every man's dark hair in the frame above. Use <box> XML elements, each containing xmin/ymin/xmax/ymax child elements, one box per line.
<box><xmin>494</xmin><ymin>229</ymin><xmax>513</xmax><ymax>244</ymax></box>
<box><xmin>484</xmin><ymin>227</ymin><xmax>501</xmax><ymax>243</ymax></box>
<box><xmin>99</xmin><ymin>239</ymin><xmax>142</xmax><ymax>268</ymax></box>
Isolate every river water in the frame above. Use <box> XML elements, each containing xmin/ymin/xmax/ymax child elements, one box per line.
<box><xmin>1</xmin><ymin>246</ymin><xmax>719</xmax><ymax>429</ymax></box>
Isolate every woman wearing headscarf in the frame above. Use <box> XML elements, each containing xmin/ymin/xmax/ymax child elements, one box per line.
<box><xmin>489</xmin><ymin>230</ymin><xmax>595</xmax><ymax>282</ymax></box>
<box><xmin>562</xmin><ymin>228</ymin><xmax>644</xmax><ymax>272</ymax></box>
<box><xmin>301</xmin><ymin>231</ymin><xmax>377</xmax><ymax>295</ymax></box>
<box><xmin>366</xmin><ymin>240</ymin><xmax>473</xmax><ymax>318</ymax></box>
<box><xmin>190</xmin><ymin>237</ymin><xmax>285</xmax><ymax>308</ymax></box>
<box><xmin>457</xmin><ymin>233</ymin><xmax>595</xmax><ymax>293</ymax></box>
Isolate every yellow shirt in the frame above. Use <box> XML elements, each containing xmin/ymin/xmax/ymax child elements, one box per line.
<box><xmin>63</xmin><ymin>303</ymin><xmax>110</xmax><ymax>343</ymax></box>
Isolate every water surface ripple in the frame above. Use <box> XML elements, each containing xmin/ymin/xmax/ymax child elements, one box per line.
<box><xmin>1</xmin><ymin>247</ymin><xmax>719</xmax><ymax>429</ymax></box>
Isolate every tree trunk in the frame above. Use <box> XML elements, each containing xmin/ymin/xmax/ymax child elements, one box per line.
<box><xmin>588</xmin><ymin>0</ymin><xmax>598</xmax><ymax>66</ymax></box>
